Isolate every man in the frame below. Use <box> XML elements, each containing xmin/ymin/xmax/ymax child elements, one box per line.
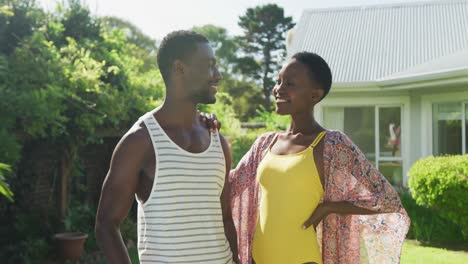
<box><xmin>95</xmin><ymin>30</ymin><xmax>238</xmax><ymax>264</ymax></box>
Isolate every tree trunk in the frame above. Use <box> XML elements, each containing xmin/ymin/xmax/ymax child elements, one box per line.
<box><xmin>262</xmin><ymin>48</ymin><xmax>272</xmax><ymax>110</ymax></box>
<box><xmin>57</xmin><ymin>147</ymin><xmax>74</xmax><ymax>219</ymax></box>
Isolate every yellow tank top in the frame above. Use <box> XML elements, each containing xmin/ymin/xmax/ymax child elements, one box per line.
<box><xmin>252</xmin><ymin>131</ymin><xmax>325</xmax><ymax>264</ymax></box>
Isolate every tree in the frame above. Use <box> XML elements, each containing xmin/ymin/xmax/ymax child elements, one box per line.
<box><xmin>0</xmin><ymin>0</ymin><xmax>45</xmax><ymax>54</ymax></box>
<box><xmin>193</xmin><ymin>25</ymin><xmax>264</xmax><ymax>121</ymax></box>
<box><xmin>101</xmin><ymin>16</ymin><xmax>157</xmax><ymax>70</ymax></box>
<box><xmin>238</xmin><ymin>4</ymin><xmax>295</xmax><ymax>109</ymax></box>
<box><xmin>0</xmin><ymin>0</ymin><xmax>164</xmax><ymax>219</ymax></box>
<box><xmin>217</xmin><ymin>75</ymin><xmax>263</xmax><ymax>121</ymax></box>
<box><xmin>192</xmin><ymin>25</ymin><xmax>238</xmax><ymax>74</ymax></box>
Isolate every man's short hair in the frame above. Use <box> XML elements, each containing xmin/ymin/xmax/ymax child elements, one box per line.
<box><xmin>292</xmin><ymin>52</ymin><xmax>332</xmax><ymax>101</ymax></box>
<box><xmin>157</xmin><ymin>30</ymin><xmax>209</xmax><ymax>83</ymax></box>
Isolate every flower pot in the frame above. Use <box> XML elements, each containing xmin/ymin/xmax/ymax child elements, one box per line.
<box><xmin>54</xmin><ymin>232</ymin><xmax>88</xmax><ymax>261</ymax></box>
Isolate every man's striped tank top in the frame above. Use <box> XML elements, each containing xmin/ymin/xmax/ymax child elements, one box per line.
<box><xmin>136</xmin><ymin>113</ymin><xmax>234</xmax><ymax>264</ymax></box>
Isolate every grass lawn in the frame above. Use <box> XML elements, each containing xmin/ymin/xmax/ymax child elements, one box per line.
<box><xmin>126</xmin><ymin>240</ymin><xmax>468</xmax><ymax>264</ymax></box>
<box><xmin>401</xmin><ymin>240</ymin><xmax>468</xmax><ymax>264</ymax></box>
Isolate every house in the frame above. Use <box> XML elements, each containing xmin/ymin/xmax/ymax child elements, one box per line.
<box><xmin>288</xmin><ymin>0</ymin><xmax>468</xmax><ymax>186</ymax></box>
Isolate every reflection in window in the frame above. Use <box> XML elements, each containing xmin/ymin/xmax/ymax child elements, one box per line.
<box><xmin>433</xmin><ymin>103</ymin><xmax>462</xmax><ymax>155</ymax></box>
<box><xmin>379</xmin><ymin>107</ymin><xmax>401</xmax><ymax>158</ymax></box>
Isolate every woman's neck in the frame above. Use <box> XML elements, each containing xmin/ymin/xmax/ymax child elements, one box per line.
<box><xmin>288</xmin><ymin>111</ymin><xmax>324</xmax><ymax>135</ymax></box>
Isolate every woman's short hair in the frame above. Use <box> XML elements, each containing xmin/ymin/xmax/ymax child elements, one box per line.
<box><xmin>292</xmin><ymin>52</ymin><xmax>332</xmax><ymax>101</ymax></box>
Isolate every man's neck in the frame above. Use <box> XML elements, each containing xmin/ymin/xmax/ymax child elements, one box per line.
<box><xmin>156</xmin><ymin>97</ymin><xmax>200</xmax><ymax>128</ymax></box>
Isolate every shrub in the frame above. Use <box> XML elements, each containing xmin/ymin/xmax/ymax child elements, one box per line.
<box><xmin>64</xmin><ymin>202</ymin><xmax>99</xmax><ymax>251</ymax></box>
<box><xmin>0</xmin><ymin>163</ymin><xmax>13</xmax><ymax>202</ymax></box>
<box><xmin>399</xmin><ymin>191</ymin><xmax>465</xmax><ymax>244</ymax></box>
<box><xmin>251</xmin><ymin>105</ymin><xmax>290</xmax><ymax>131</ymax></box>
<box><xmin>120</xmin><ymin>216</ymin><xmax>138</xmax><ymax>248</ymax></box>
<box><xmin>199</xmin><ymin>92</ymin><xmax>243</xmax><ymax>137</ymax></box>
<box><xmin>408</xmin><ymin>155</ymin><xmax>468</xmax><ymax>238</ymax></box>
<box><xmin>231</xmin><ymin>133</ymin><xmax>257</xmax><ymax>168</ymax></box>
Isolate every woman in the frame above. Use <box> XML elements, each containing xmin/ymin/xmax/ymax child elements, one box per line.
<box><xmin>228</xmin><ymin>52</ymin><xmax>410</xmax><ymax>264</ymax></box>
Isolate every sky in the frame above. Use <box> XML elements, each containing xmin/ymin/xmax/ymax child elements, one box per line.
<box><xmin>37</xmin><ymin>0</ymin><xmax>433</xmax><ymax>40</ymax></box>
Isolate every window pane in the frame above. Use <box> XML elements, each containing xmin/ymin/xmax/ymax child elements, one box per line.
<box><xmin>323</xmin><ymin>106</ymin><xmax>376</xmax><ymax>162</ymax></box>
<box><xmin>343</xmin><ymin>107</ymin><xmax>376</xmax><ymax>162</ymax></box>
<box><xmin>379</xmin><ymin>161</ymin><xmax>403</xmax><ymax>186</ymax></box>
<box><xmin>433</xmin><ymin>103</ymin><xmax>462</xmax><ymax>155</ymax></box>
<box><xmin>323</xmin><ymin>107</ymin><xmax>344</xmax><ymax>132</ymax></box>
<box><xmin>379</xmin><ymin>107</ymin><xmax>401</xmax><ymax>157</ymax></box>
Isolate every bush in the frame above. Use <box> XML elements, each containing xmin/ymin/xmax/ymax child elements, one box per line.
<box><xmin>231</xmin><ymin>133</ymin><xmax>258</xmax><ymax>168</ymax></box>
<box><xmin>199</xmin><ymin>92</ymin><xmax>243</xmax><ymax>137</ymax></box>
<box><xmin>0</xmin><ymin>211</ymin><xmax>54</xmax><ymax>263</ymax></box>
<box><xmin>408</xmin><ymin>155</ymin><xmax>468</xmax><ymax>238</ymax></box>
<box><xmin>120</xmin><ymin>216</ymin><xmax>138</xmax><ymax>248</ymax></box>
<box><xmin>400</xmin><ymin>191</ymin><xmax>465</xmax><ymax>244</ymax></box>
<box><xmin>251</xmin><ymin>106</ymin><xmax>290</xmax><ymax>131</ymax></box>
<box><xmin>64</xmin><ymin>202</ymin><xmax>99</xmax><ymax>251</ymax></box>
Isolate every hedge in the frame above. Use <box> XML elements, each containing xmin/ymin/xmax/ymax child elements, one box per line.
<box><xmin>408</xmin><ymin>155</ymin><xmax>468</xmax><ymax>238</ymax></box>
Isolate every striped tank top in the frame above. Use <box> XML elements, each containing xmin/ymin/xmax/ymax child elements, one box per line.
<box><xmin>136</xmin><ymin>113</ymin><xmax>234</xmax><ymax>264</ymax></box>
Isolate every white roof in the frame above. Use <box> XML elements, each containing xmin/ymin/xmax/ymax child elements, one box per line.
<box><xmin>289</xmin><ymin>0</ymin><xmax>468</xmax><ymax>83</ymax></box>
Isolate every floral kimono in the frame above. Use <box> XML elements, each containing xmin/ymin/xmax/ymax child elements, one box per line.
<box><xmin>229</xmin><ymin>130</ymin><xmax>410</xmax><ymax>264</ymax></box>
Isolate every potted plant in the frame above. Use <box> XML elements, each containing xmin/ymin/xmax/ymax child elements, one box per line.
<box><xmin>54</xmin><ymin>232</ymin><xmax>88</xmax><ymax>261</ymax></box>
<box><xmin>54</xmin><ymin>202</ymin><xmax>94</xmax><ymax>261</ymax></box>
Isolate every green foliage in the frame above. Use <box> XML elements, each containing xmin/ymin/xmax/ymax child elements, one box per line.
<box><xmin>0</xmin><ymin>2</ymin><xmax>162</xmax><ymax>261</ymax></box>
<box><xmin>252</xmin><ymin>105</ymin><xmax>291</xmax><ymax>131</ymax></box>
<box><xmin>64</xmin><ymin>202</ymin><xmax>99</xmax><ymax>251</ymax></box>
<box><xmin>198</xmin><ymin>92</ymin><xmax>242</xmax><ymax>137</ymax></box>
<box><xmin>0</xmin><ymin>211</ymin><xmax>54</xmax><ymax>263</ymax></box>
<box><xmin>0</xmin><ymin>163</ymin><xmax>13</xmax><ymax>201</ymax></box>
<box><xmin>231</xmin><ymin>133</ymin><xmax>257</xmax><ymax>168</ymax></box>
<box><xmin>0</xmin><ymin>0</ymin><xmax>45</xmax><ymax>54</ymax></box>
<box><xmin>193</xmin><ymin>25</ymin><xmax>263</xmax><ymax>121</ymax></box>
<box><xmin>120</xmin><ymin>216</ymin><xmax>138</xmax><ymax>246</ymax></box>
<box><xmin>238</xmin><ymin>4</ymin><xmax>295</xmax><ymax>108</ymax></box>
<box><xmin>192</xmin><ymin>24</ymin><xmax>238</xmax><ymax>74</ymax></box>
<box><xmin>408</xmin><ymin>155</ymin><xmax>468</xmax><ymax>238</ymax></box>
<box><xmin>217</xmin><ymin>75</ymin><xmax>263</xmax><ymax>121</ymax></box>
<box><xmin>101</xmin><ymin>16</ymin><xmax>157</xmax><ymax>71</ymax></box>
<box><xmin>0</xmin><ymin>0</ymin><xmax>162</xmax><ymax>166</ymax></box>
<box><xmin>400</xmin><ymin>191</ymin><xmax>465</xmax><ymax>244</ymax></box>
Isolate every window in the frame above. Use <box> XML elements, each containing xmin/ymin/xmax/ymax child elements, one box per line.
<box><xmin>323</xmin><ymin>106</ymin><xmax>403</xmax><ymax>186</ymax></box>
<box><xmin>432</xmin><ymin>102</ymin><xmax>468</xmax><ymax>155</ymax></box>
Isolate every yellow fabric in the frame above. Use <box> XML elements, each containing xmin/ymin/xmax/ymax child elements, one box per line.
<box><xmin>252</xmin><ymin>131</ymin><xmax>325</xmax><ymax>264</ymax></box>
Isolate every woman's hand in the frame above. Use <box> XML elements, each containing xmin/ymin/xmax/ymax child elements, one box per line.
<box><xmin>302</xmin><ymin>201</ymin><xmax>379</xmax><ymax>230</ymax></box>
<box><xmin>302</xmin><ymin>203</ymin><xmax>330</xmax><ymax>230</ymax></box>
<box><xmin>199</xmin><ymin>112</ymin><xmax>221</xmax><ymax>131</ymax></box>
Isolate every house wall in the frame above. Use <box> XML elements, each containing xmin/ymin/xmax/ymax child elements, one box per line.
<box><xmin>408</xmin><ymin>95</ymin><xmax>422</xmax><ymax>168</ymax></box>
<box><xmin>317</xmin><ymin>84</ymin><xmax>468</xmax><ymax>185</ymax></box>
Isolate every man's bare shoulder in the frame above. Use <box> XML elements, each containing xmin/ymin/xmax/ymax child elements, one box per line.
<box><xmin>115</xmin><ymin>120</ymin><xmax>152</xmax><ymax>155</ymax></box>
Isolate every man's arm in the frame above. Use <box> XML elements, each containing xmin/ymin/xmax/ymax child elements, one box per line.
<box><xmin>219</xmin><ymin>134</ymin><xmax>239</xmax><ymax>263</ymax></box>
<box><xmin>95</xmin><ymin>127</ymin><xmax>149</xmax><ymax>264</ymax></box>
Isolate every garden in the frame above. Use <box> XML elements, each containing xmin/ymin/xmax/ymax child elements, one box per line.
<box><xmin>0</xmin><ymin>1</ymin><xmax>467</xmax><ymax>263</ymax></box>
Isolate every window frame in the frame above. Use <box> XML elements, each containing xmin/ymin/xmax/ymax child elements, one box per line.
<box><xmin>421</xmin><ymin>91</ymin><xmax>468</xmax><ymax>157</ymax></box>
<box><xmin>317</xmin><ymin>95</ymin><xmax>410</xmax><ymax>185</ymax></box>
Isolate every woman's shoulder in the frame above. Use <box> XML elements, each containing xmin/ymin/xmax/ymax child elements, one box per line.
<box><xmin>253</xmin><ymin>131</ymin><xmax>277</xmax><ymax>148</ymax></box>
<box><xmin>325</xmin><ymin>130</ymin><xmax>347</xmax><ymax>143</ymax></box>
